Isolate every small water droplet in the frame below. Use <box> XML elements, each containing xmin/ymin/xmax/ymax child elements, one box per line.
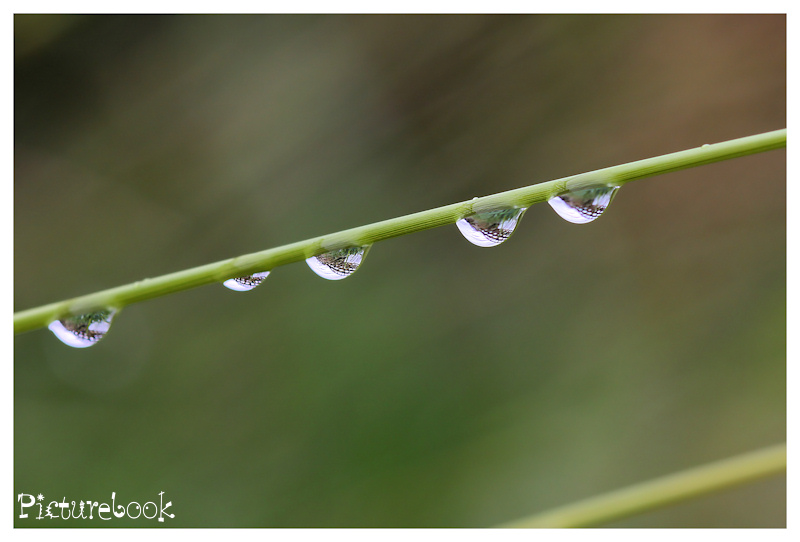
<box><xmin>48</xmin><ymin>309</ymin><xmax>116</xmax><ymax>348</ymax></box>
<box><xmin>223</xmin><ymin>271</ymin><xmax>270</xmax><ymax>291</ymax></box>
<box><xmin>702</xmin><ymin>143</ymin><xmax>710</xmax><ymax>148</ymax></box>
<box><xmin>306</xmin><ymin>246</ymin><xmax>369</xmax><ymax>280</ymax></box>
<box><xmin>456</xmin><ymin>207</ymin><xmax>527</xmax><ymax>247</ymax></box>
<box><xmin>548</xmin><ymin>186</ymin><xmax>619</xmax><ymax>224</ymax></box>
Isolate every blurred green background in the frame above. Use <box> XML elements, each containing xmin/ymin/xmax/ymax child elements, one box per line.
<box><xmin>14</xmin><ymin>14</ymin><xmax>785</xmax><ymax>527</ymax></box>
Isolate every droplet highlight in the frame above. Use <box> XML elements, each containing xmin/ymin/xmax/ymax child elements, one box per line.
<box><xmin>456</xmin><ymin>207</ymin><xmax>527</xmax><ymax>247</ymax></box>
<box><xmin>306</xmin><ymin>246</ymin><xmax>369</xmax><ymax>280</ymax></box>
<box><xmin>548</xmin><ymin>186</ymin><xmax>619</xmax><ymax>224</ymax></box>
<box><xmin>48</xmin><ymin>309</ymin><xmax>116</xmax><ymax>348</ymax></box>
<box><xmin>223</xmin><ymin>271</ymin><xmax>270</xmax><ymax>292</ymax></box>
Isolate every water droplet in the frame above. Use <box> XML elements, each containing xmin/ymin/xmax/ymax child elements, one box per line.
<box><xmin>456</xmin><ymin>207</ymin><xmax>526</xmax><ymax>247</ymax></box>
<box><xmin>306</xmin><ymin>246</ymin><xmax>369</xmax><ymax>280</ymax></box>
<box><xmin>548</xmin><ymin>186</ymin><xmax>619</xmax><ymax>224</ymax></box>
<box><xmin>702</xmin><ymin>143</ymin><xmax>710</xmax><ymax>148</ymax></box>
<box><xmin>48</xmin><ymin>309</ymin><xmax>116</xmax><ymax>348</ymax></box>
<box><xmin>223</xmin><ymin>271</ymin><xmax>270</xmax><ymax>291</ymax></box>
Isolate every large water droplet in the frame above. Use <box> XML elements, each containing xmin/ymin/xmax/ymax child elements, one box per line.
<box><xmin>223</xmin><ymin>271</ymin><xmax>270</xmax><ymax>292</ymax></box>
<box><xmin>456</xmin><ymin>207</ymin><xmax>527</xmax><ymax>247</ymax></box>
<box><xmin>548</xmin><ymin>186</ymin><xmax>619</xmax><ymax>224</ymax></box>
<box><xmin>306</xmin><ymin>246</ymin><xmax>369</xmax><ymax>280</ymax></box>
<box><xmin>48</xmin><ymin>309</ymin><xmax>116</xmax><ymax>348</ymax></box>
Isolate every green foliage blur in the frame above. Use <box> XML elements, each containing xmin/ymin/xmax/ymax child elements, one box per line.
<box><xmin>14</xmin><ymin>14</ymin><xmax>785</xmax><ymax>527</ymax></box>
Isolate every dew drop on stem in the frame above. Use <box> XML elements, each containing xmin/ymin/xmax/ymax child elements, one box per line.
<box><xmin>548</xmin><ymin>186</ymin><xmax>619</xmax><ymax>224</ymax></box>
<box><xmin>306</xmin><ymin>246</ymin><xmax>369</xmax><ymax>280</ymax></box>
<box><xmin>48</xmin><ymin>309</ymin><xmax>116</xmax><ymax>348</ymax></box>
<box><xmin>223</xmin><ymin>271</ymin><xmax>270</xmax><ymax>292</ymax></box>
<box><xmin>456</xmin><ymin>207</ymin><xmax>527</xmax><ymax>247</ymax></box>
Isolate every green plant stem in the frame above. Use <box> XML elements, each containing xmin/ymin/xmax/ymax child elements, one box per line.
<box><xmin>14</xmin><ymin>129</ymin><xmax>786</xmax><ymax>334</ymax></box>
<box><xmin>497</xmin><ymin>443</ymin><xmax>786</xmax><ymax>528</ymax></box>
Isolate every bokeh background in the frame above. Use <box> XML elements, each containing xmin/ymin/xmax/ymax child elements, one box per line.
<box><xmin>14</xmin><ymin>14</ymin><xmax>785</xmax><ymax>527</ymax></box>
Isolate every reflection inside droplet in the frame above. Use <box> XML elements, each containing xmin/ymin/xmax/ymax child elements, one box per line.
<box><xmin>223</xmin><ymin>271</ymin><xmax>270</xmax><ymax>292</ymax></box>
<box><xmin>548</xmin><ymin>186</ymin><xmax>619</xmax><ymax>224</ymax></box>
<box><xmin>456</xmin><ymin>207</ymin><xmax>527</xmax><ymax>247</ymax></box>
<box><xmin>306</xmin><ymin>246</ymin><xmax>369</xmax><ymax>280</ymax></box>
<box><xmin>48</xmin><ymin>309</ymin><xmax>116</xmax><ymax>348</ymax></box>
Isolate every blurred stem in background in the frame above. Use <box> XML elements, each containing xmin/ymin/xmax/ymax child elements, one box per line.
<box><xmin>499</xmin><ymin>443</ymin><xmax>786</xmax><ymax>528</ymax></box>
<box><xmin>13</xmin><ymin>128</ymin><xmax>786</xmax><ymax>335</ymax></box>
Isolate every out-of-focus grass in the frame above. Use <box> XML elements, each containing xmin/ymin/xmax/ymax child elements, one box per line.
<box><xmin>14</xmin><ymin>15</ymin><xmax>785</xmax><ymax>527</ymax></box>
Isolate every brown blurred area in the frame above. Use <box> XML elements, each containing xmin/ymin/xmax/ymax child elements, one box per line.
<box><xmin>14</xmin><ymin>15</ymin><xmax>785</xmax><ymax>527</ymax></box>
